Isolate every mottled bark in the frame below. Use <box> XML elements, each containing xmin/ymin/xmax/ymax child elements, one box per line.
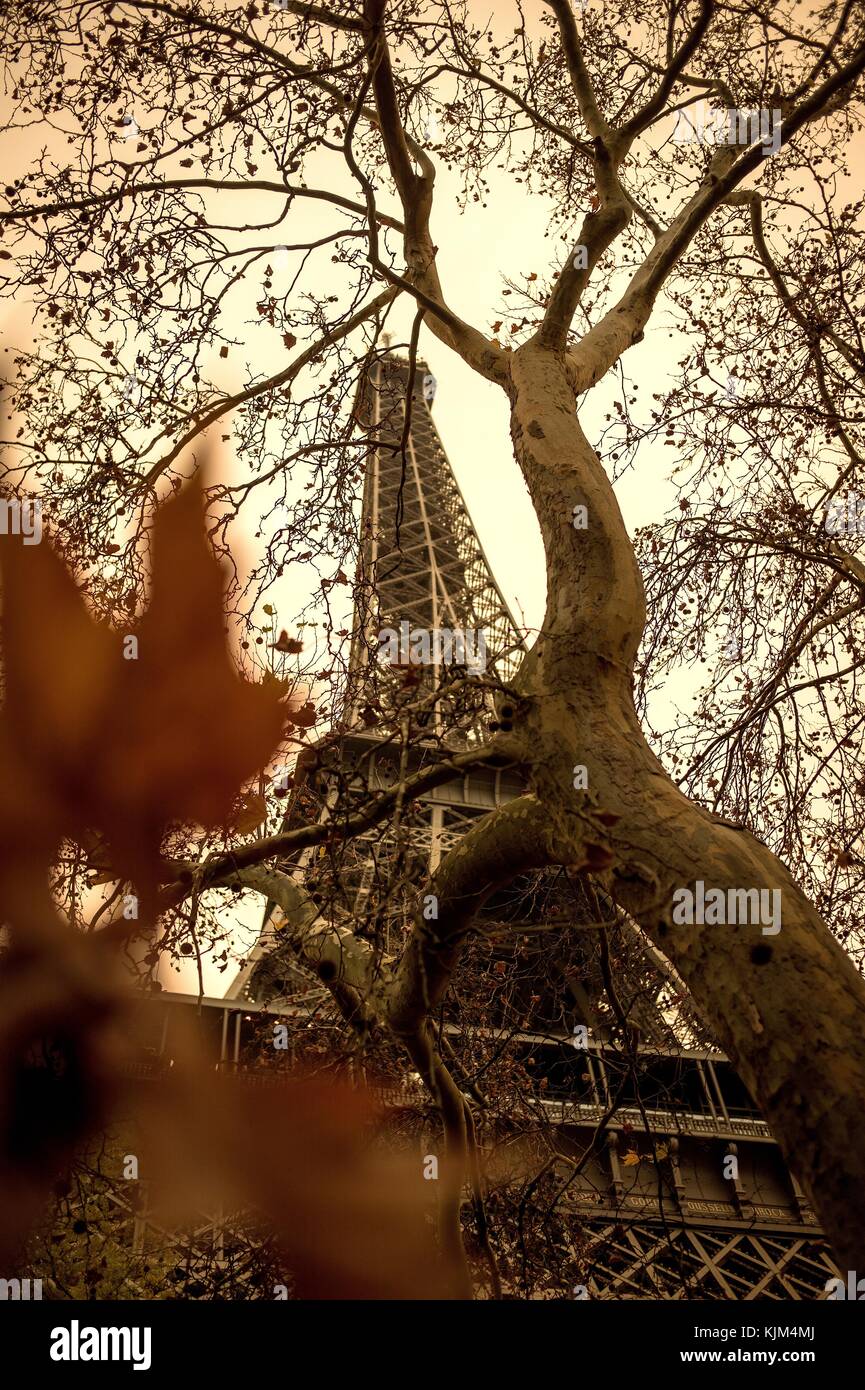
<box><xmin>508</xmin><ymin>342</ymin><xmax>865</xmax><ymax>1271</ymax></box>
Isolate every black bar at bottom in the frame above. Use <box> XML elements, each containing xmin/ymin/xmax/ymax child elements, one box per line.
<box><xmin>1</xmin><ymin>1297</ymin><xmax>858</xmax><ymax>1377</ymax></box>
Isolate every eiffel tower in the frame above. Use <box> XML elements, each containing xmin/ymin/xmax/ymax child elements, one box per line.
<box><xmin>160</xmin><ymin>352</ymin><xmax>839</xmax><ymax>1298</ymax></box>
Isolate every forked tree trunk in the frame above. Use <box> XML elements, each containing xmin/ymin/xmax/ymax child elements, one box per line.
<box><xmin>507</xmin><ymin>341</ymin><xmax>865</xmax><ymax>1273</ymax></box>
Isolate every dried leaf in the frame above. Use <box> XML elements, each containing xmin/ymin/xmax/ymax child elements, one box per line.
<box><xmin>228</xmin><ymin>792</ymin><xmax>267</xmax><ymax>835</ymax></box>
<box><xmin>0</xmin><ymin>473</ymin><xmax>286</xmax><ymax>898</ymax></box>
<box><xmin>287</xmin><ymin>700</ymin><xmax>316</xmax><ymax>728</ymax></box>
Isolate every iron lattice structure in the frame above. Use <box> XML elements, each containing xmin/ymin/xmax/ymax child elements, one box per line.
<box><xmin>145</xmin><ymin>353</ymin><xmax>838</xmax><ymax>1299</ymax></box>
<box><xmin>124</xmin><ymin>995</ymin><xmax>841</xmax><ymax>1301</ymax></box>
<box><xmin>345</xmin><ymin>352</ymin><xmax>525</xmax><ymax>737</ymax></box>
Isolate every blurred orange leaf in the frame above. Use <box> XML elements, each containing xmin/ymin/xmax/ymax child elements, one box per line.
<box><xmin>0</xmin><ymin>473</ymin><xmax>286</xmax><ymax>900</ymax></box>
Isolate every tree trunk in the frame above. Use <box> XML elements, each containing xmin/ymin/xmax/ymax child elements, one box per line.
<box><xmin>508</xmin><ymin>340</ymin><xmax>865</xmax><ymax>1272</ymax></box>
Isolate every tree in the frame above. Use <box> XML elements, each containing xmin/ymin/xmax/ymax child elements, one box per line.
<box><xmin>1</xmin><ymin>0</ymin><xmax>865</xmax><ymax>1291</ymax></box>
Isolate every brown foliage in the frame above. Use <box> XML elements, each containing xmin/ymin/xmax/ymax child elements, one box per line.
<box><xmin>0</xmin><ymin>475</ymin><xmax>285</xmax><ymax>900</ymax></box>
<box><xmin>0</xmin><ymin>477</ymin><xmax>450</xmax><ymax>1297</ymax></box>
